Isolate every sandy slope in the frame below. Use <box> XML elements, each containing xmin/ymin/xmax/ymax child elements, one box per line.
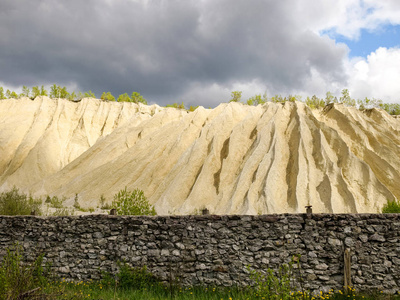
<box><xmin>0</xmin><ymin>97</ymin><xmax>399</xmax><ymax>214</ymax></box>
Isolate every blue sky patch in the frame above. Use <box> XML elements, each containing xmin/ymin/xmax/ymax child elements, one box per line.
<box><xmin>335</xmin><ymin>24</ymin><xmax>400</xmax><ymax>58</ymax></box>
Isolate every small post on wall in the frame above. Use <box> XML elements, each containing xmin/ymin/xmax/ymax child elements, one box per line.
<box><xmin>344</xmin><ymin>248</ymin><xmax>351</xmax><ymax>294</ymax></box>
<box><xmin>201</xmin><ymin>208</ymin><xmax>209</xmax><ymax>215</ymax></box>
<box><xmin>305</xmin><ymin>205</ymin><xmax>312</xmax><ymax>219</ymax></box>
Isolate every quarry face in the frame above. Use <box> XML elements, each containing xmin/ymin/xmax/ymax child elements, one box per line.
<box><xmin>1</xmin><ymin>97</ymin><xmax>399</xmax><ymax>214</ymax></box>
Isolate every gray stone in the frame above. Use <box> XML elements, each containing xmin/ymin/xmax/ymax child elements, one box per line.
<box><xmin>0</xmin><ymin>214</ymin><xmax>399</xmax><ymax>294</ymax></box>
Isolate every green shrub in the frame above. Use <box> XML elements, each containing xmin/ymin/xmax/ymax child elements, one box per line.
<box><xmin>51</xmin><ymin>207</ymin><xmax>73</xmax><ymax>216</ymax></box>
<box><xmin>382</xmin><ymin>199</ymin><xmax>400</xmax><ymax>213</ymax></box>
<box><xmin>116</xmin><ymin>263</ymin><xmax>159</xmax><ymax>290</ymax></box>
<box><xmin>111</xmin><ymin>187</ymin><xmax>156</xmax><ymax>215</ymax></box>
<box><xmin>249</xmin><ymin>258</ymin><xmax>295</xmax><ymax>299</ymax></box>
<box><xmin>0</xmin><ymin>244</ymin><xmax>49</xmax><ymax>299</ymax></box>
<box><xmin>45</xmin><ymin>195</ymin><xmax>65</xmax><ymax>208</ymax></box>
<box><xmin>0</xmin><ymin>187</ymin><xmax>42</xmax><ymax>215</ymax></box>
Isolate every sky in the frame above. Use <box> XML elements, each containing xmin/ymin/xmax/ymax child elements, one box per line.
<box><xmin>1</xmin><ymin>0</ymin><xmax>400</xmax><ymax>107</ymax></box>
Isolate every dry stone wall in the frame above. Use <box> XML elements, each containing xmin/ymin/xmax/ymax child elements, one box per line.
<box><xmin>0</xmin><ymin>214</ymin><xmax>399</xmax><ymax>294</ymax></box>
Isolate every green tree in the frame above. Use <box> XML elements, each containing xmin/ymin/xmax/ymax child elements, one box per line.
<box><xmin>287</xmin><ymin>95</ymin><xmax>301</xmax><ymax>102</ymax></box>
<box><xmin>117</xmin><ymin>93</ymin><xmax>131</xmax><ymax>102</ymax></box>
<box><xmin>131</xmin><ymin>91</ymin><xmax>147</xmax><ymax>104</ymax></box>
<box><xmin>380</xmin><ymin>103</ymin><xmax>400</xmax><ymax>115</ymax></box>
<box><xmin>0</xmin><ymin>87</ymin><xmax>4</xmax><ymax>99</ymax></box>
<box><xmin>20</xmin><ymin>86</ymin><xmax>30</xmax><ymax>98</ymax></box>
<box><xmin>247</xmin><ymin>94</ymin><xmax>266</xmax><ymax>106</ymax></box>
<box><xmin>230</xmin><ymin>91</ymin><xmax>242</xmax><ymax>102</ymax></box>
<box><xmin>101</xmin><ymin>92</ymin><xmax>116</xmax><ymax>101</ymax></box>
<box><xmin>325</xmin><ymin>91</ymin><xmax>335</xmax><ymax>105</ymax></box>
<box><xmin>59</xmin><ymin>86</ymin><xmax>70</xmax><ymax>99</ymax></box>
<box><xmin>306</xmin><ymin>95</ymin><xmax>325</xmax><ymax>109</ymax></box>
<box><xmin>68</xmin><ymin>91</ymin><xmax>77</xmax><ymax>101</ymax></box>
<box><xmin>271</xmin><ymin>95</ymin><xmax>284</xmax><ymax>103</ymax></box>
<box><xmin>188</xmin><ymin>105</ymin><xmax>199</xmax><ymax>111</ymax></box>
<box><xmin>31</xmin><ymin>86</ymin><xmax>40</xmax><ymax>99</ymax></box>
<box><xmin>6</xmin><ymin>90</ymin><xmax>18</xmax><ymax>99</ymax></box>
<box><xmin>111</xmin><ymin>187</ymin><xmax>156</xmax><ymax>215</ymax></box>
<box><xmin>40</xmin><ymin>85</ymin><xmax>48</xmax><ymax>96</ymax></box>
<box><xmin>84</xmin><ymin>90</ymin><xmax>95</xmax><ymax>98</ymax></box>
<box><xmin>50</xmin><ymin>84</ymin><xmax>59</xmax><ymax>98</ymax></box>
<box><xmin>166</xmin><ymin>102</ymin><xmax>185</xmax><ymax>109</ymax></box>
<box><xmin>340</xmin><ymin>89</ymin><xmax>356</xmax><ymax>106</ymax></box>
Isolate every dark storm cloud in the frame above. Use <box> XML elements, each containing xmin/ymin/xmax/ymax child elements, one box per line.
<box><xmin>0</xmin><ymin>0</ymin><xmax>348</xmax><ymax>105</ymax></box>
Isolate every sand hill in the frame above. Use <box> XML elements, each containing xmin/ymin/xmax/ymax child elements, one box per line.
<box><xmin>1</xmin><ymin>97</ymin><xmax>399</xmax><ymax>214</ymax></box>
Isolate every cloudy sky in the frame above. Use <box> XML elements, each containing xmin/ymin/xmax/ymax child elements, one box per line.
<box><xmin>1</xmin><ymin>0</ymin><xmax>400</xmax><ymax>107</ymax></box>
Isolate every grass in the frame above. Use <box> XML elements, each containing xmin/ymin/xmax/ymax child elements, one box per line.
<box><xmin>37</xmin><ymin>282</ymin><xmax>400</xmax><ymax>300</ymax></box>
<box><xmin>382</xmin><ymin>199</ymin><xmax>400</xmax><ymax>213</ymax></box>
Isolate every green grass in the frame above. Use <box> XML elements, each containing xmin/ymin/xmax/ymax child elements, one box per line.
<box><xmin>38</xmin><ymin>282</ymin><xmax>400</xmax><ymax>300</ymax></box>
<box><xmin>382</xmin><ymin>199</ymin><xmax>400</xmax><ymax>213</ymax></box>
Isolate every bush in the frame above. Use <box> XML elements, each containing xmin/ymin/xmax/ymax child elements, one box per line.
<box><xmin>111</xmin><ymin>187</ymin><xmax>156</xmax><ymax>215</ymax></box>
<box><xmin>116</xmin><ymin>263</ymin><xmax>159</xmax><ymax>290</ymax></box>
<box><xmin>0</xmin><ymin>187</ymin><xmax>42</xmax><ymax>215</ymax></box>
<box><xmin>0</xmin><ymin>244</ymin><xmax>49</xmax><ymax>299</ymax></box>
<box><xmin>382</xmin><ymin>199</ymin><xmax>400</xmax><ymax>213</ymax></box>
<box><xmin>248</xmin><ymin>256</ymin><xmax>298</xmax><ymax>300</ymax></box>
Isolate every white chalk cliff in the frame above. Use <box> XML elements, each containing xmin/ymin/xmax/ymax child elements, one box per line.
<box><xmin>1</xmin><ymin>97</ymin><xmax>399</xmax><ymax>214</ymax></box>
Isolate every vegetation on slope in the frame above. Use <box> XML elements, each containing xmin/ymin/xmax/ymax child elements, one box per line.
<box><xmin>0</xmin><ymin>187</ymin><xmax>156</xmax><ymax>216</ymax></box>
<box><xmin>1</xmin><ymin>85</ymin><xmax>400</xmax><ymax>115</ymax></box>
<box><xmin>111</xmin><ymin>187</ymin><xmax>156</xmax><ymax>215</ymax></box>
<box><xmin>0</xmin><ymin>187</ymin><xmax>42</xmax><ymax>216</ymax></box>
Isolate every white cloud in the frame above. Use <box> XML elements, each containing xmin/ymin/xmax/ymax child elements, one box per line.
<box><xmin>299</xmin><ymin>0</ymin><xmax>400</xmax><ymax>40</ymax></box>
<box><xmin>1</xmin><ymin>0</ymin><xmax>400</xmax><ymax>106</ymax></box>
<box><xmin>347</xmin><ymin>47</ymin><xmax>400</xmax><ymax>102</ymax></box>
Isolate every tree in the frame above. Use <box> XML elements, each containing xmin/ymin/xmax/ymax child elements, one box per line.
<box><xmin>50</xmin><ymin>84</ymin><xmax>59</xmax><ymax>98</ymax></box>
<box><xmin>31</xmin><ymin>86</ymin><xmax>40</xmax><ymax>99</ymax></box>
<box><xmin>40</xmin><ymin>85</ymin><xmax>48</xmax><ymax>96</ymax></box>
<box><xmin>271</xmin><ymin>95</ymin><xmax>284</xmax><ymax>103</ymax></box>
<box><xmin>325</xmin><ymin>91</ymin><xmax>334</xmax><ymax>105</ymax></box>
<box><xmin>247</xmin><ymin>94</ymin><xmax>266</xmax><ymax>106</ymax></box>
<box><xmin>6</xmin><ymin>90</ymin><xmax>18</xmax><ymax>99</ymax></box>
<box><xmin>230</xmin><ymin>91</ymin><xmax>242</xmax><ymax>102</ymax></box>
<box><xmin>59</xmin><ymin>86</ymin><xmax>70</xmax><ymax>99</ymax></box>
<box><xmin>166</xmin><ymin>102</ymin><xmax>185</xmax><ymax>109</ymax></box>
<box><xmin>117</xmin><ymin>93</ymin><xmax>131</xmax><ymax>102</ymax></box>
<box><xmin>188</xmin><ymin>105</ymin><xmax>199</xmax><ymax>111</ymax></box>
<box><xmin>0</xmin><ymin>87</ymin><xmax>4</xmax><ymax>99</ymax></box>
<box><xmin>101</xmin><ymin>92</ymin><xmax>116</xmax><ymax>101</ymax></box>
<box><xmin>131</xmin><ymin>92</ymin><xmax>147</xmax><ymax>104</ymax></box>
<box><xmin>339</xmin><ymin>89</ymin><xmax>355</xmax><ymax>106</ymax></box>
<box><xmin>20</xmin><ymin>86</ymin><xmax>30</xmax><ymax>98</ymax></box>
<box><xmin>287</xmin><ymin>95</ymin><xmax>301</xmax><ymax>102</ymax></box>
<box><xmin>306</xmin><ymin>95</ymin><xmax>324</xmax><ymax>109</ymax></box>
<box><xmin>111</xmin><ymin>187</ymin><xmax>156</xmax><ymax>215</ymax></box>
<box><xmin>84</xmin><ymin>90</ymin><xmax>95</xmax><ymax>98</ymax></box>
<box><xmin>68</xmin><ymin>91</ymin><xmax>77</xmax><ymax>101</ymax></box>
